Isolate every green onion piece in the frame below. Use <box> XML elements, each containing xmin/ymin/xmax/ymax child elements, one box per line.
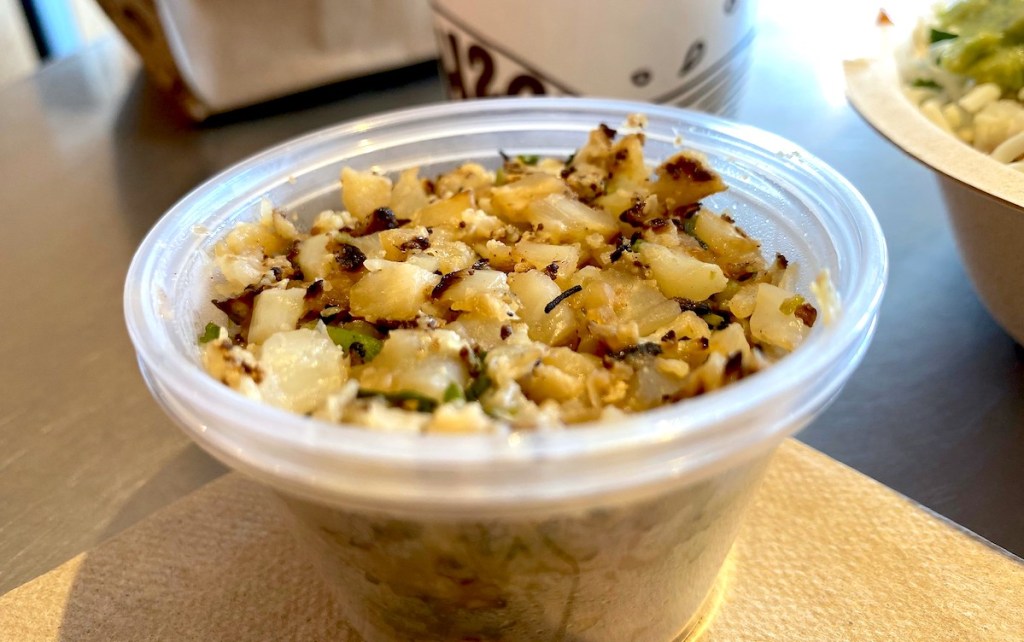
<box><xmin>683</xmin><ymin>216</ymin><xmax>699</xmax><ymax>236</ymax></box>
<box><xmin>326</xmin><ymin>326</ymin><xmax>383</xmax><ymax>361</ymax></box>
<box><xmin>929</xmin><ymin>28</ymin><xmax>957</xmax><ymax>44</ymax></box>
<box><xmin>565</xmin><ymin>151</ymin><xmax>576</xmax><ymax>165</ymax></box>
<box><xmin>720</xmin><ymin>280</ymin><xmax>741</xmax><ymax>299</ymax></box>
<box><xmin>357</xmin><ymin>389</ymin><xmax>438</xmax><ymax>413</ymax></box>
<box><xmin>468</xmin><ymin>348</ymin><xmax>487</xmax><ymax>375</ymax></box>
<box><xmin>495</xmin><ymin>168</ymin><xmax>507</xmax><ymax>186</ymax></box>
<box><xmin>517</xmin><ymin>154</ymin><xmax>540</xmax><ymax>165</ymax></box>
<box><xmin>443</xmin><ymin>382</ymin><xmax>464</xmax><ymax>403</ymax></box>
<box><xmin>682</xmin><ymin>217</ymin><xmax>708</xmax><ymax>249</ymax></box>
<box><xmin>465</xmin><ymin>373</ymin><xmax>492</xmax><ymax>402</ymax></box>
<box><xmin>198</xmin><ymin>322</ymin><xmax>222</xmax><ymax>344</ymax></box>
<box><xmin>911</xmin><ymin>78</ymin><xmax>941</xmax><ymax>89</ymax></box>
<box><xmin>779</xmin><ymin>295</ymin><xmax>806</xmax><ymax>315</ymax></box>
<box><xmin>701</xmin><ymin>313</ymin><xmax>726</xmax><ymax>329</ymax></box>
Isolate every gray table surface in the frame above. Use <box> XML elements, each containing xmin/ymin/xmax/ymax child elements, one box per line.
<box><xmin>1</xmin><ymin>3</ymin><xmax>1022</xmax><ymax>597</ymax></box>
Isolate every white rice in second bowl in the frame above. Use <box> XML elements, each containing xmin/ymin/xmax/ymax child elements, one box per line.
<box><xmin>897</xmin><ymin>15</ymin><xmax>1024</xmax><ymax>168</ymax></box>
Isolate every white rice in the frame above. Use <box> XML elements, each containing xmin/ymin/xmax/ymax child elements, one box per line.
<box><xmin>897</xmin><ymin>19</ymin><xmax>1024</xmax><ymax>169</ymax></box>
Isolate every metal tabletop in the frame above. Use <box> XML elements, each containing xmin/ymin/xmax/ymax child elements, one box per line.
<box><xmin>1</xmin><ymin>1</ymin><xmax>1021</xmax><ymax>596</ymax></box>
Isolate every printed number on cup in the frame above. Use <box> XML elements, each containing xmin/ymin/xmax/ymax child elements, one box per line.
<box><xmin>439</xmin><ymin>30</ymin><xmax>548</xmax><ymax>98</ymax></box>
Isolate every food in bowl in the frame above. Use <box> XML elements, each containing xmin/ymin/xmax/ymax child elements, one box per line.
<box><xmin>126</xmin><ymin>98</ymin><xmax>885</xmax><ymax>642</ymax></box>
<box><xmin>200</xmin><ymin>121</ymin><xmax>819</xmax><ymax>433</ymax></box>
<box><xmin>898</xmin><ymin>0</ymin><xmax>1024</xmax><ymax>164</ymax></box>
<box><xmin>846</xmin><ymin>4</ymin><xmax>1024</xmax><ymax>344</ymax></box>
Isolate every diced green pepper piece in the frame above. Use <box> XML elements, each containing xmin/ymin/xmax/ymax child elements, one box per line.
<box><xmin>443</xmin><ymin>382</ymin><xmax>465</xmax><ymax>403</ymax></box>
<box><xmin>682</xmin><ymin>217</ymin><xmax>708</xmax><ymax>248</ymax></box>
<box><xmin>357</xmin><ymin>389</ymin><xmax>438</xmax><ymax>413</ymax></box>
<box><xmin>517</xmin><ymin>154</ymin><xmax>540</xmax><ymax>165</ymax></box>
<box><xmin>326</xmin><ymin>326</ymin><xmax>383</xmax><ymax>361</ymax></box>
<box><xmin>911</xmin><ymin>78</ymin><xmax>942</xmax><ymax>89</ymax></box>
<box><xmin>720</xmin><ymin>280</ymin><xmax>741</xmax><ymax>299</ymax></box>
<box><xmin>465</xmin><ymin>373</ymin><xmax>492</xmax><ymax>402</ymax></box>
<box><xmin>779</xmin><ymin>295</ymin><xmax>806</xmax><ymax>315</ymax></box>
<box><xmin>198</xmin><ymin>322</ymin><xmax>222</xmax><ymax>344</ymax></box>
<box><xmin>929</xmin><ymin>28</ymin><xmax>957</xmax><ymax>44</ymax></box>
<box><xmin>701</xmin><ymin>313</ymin><xmax>726</xmax><ymax>329</ymax></box>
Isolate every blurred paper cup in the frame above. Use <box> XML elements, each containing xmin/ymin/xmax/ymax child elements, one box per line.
<box><xmin>431</xmin><ymin>0</ymin><xmax>758</xmax><ymax>114</ymax></box>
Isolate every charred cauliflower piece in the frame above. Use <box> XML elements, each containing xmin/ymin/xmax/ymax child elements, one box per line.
<box><xmin>652</xmin><ymin>151</ymin><xmax>727</xmax><ymax>208</ymax></box>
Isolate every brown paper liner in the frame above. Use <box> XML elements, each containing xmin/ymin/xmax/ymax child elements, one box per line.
<box><xmin>1</xmin><ymin>439</ymin><xmax>1021</xmax><ymax>641</ymax></box>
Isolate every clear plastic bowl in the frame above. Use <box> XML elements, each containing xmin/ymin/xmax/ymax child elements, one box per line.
<box><xmin>124</xmin><ymin>97</ymin><xmax>887</xmax><ymax>641</ymax></box>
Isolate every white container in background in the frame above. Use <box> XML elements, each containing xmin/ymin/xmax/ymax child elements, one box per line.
<box><xmin>432</xmin><ymin>0</ymin><xmax>758</xmax><ymax>114</ymax></box>
<box><xmin>99</xmin><ymin>0</ymin><xmax>436</xmax><ymax>117</ymax></box>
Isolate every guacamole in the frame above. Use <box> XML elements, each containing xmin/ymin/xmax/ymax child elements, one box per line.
<box><xmin>935</xmin><ymin>0</ymin><xmax>1024</xmax><ymax>94</ymax></box>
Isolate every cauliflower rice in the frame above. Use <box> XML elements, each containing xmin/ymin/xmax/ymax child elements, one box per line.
<box><xmin>200</xmin><ymin>120</ymin><xmax>818</xmax><ymax>433</ymax></box>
